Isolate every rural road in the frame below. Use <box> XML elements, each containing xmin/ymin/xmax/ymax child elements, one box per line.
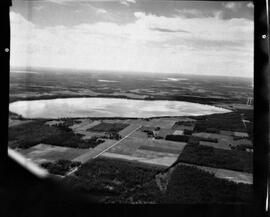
<box><xmin>66</xmin><ymin>125</ymin><xmax>141</xmax><ymax>176</ymax></box>
<box><xmin>92</xmin><ymin>125</ymin><xmax>142</xmax><ymax>159</ymax></box>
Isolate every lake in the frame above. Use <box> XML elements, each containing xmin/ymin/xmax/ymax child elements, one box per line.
<box><xmin>9</xmin><ymin>97</ymin><xmax>231</xmax><ymax>119</ymax></box>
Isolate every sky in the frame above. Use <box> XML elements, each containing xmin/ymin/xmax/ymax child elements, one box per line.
<box><xmin>10</xmin><ymin>0</ymin><xmax>254</xmax><ymax>77</ymax></box>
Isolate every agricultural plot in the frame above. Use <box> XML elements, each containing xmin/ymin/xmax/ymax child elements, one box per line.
<box><xmin>199</xmin><ymin>141</ymin><xmax>231</xmax><ymax>150</ymax></box>
<box><xmin>106</xmin><ymin>136</ymin><xmax>187</xmax><ymax>167</ymax></box>
<box><xmin>9</xmin><ymin>119</ymin><xmax>33</xmax><ymax>127</ymax></box>
<box><xmin>119</xmin><ymin>124</ymin><xmax>141</xmax><ymax>137</ymax></box>
<box><xmin>19</xmin><ymin>143</ymin><xmax>87</xmax><ymax>163</ymax></box>
<box><xmin>89</xmin><ymin>122</ymin><xmax>129</xmax><ymax>132</ymax></box>
<box><xmin>156</xmin><ymin>128</ymin><xmax>175</xmax><ymax>138</ymax></box>
<box><xmin>138</xmin><ymin>145</ymin><xmax>181</xmax><ymax>154</ymax></box>
<box><xmin>102</xmin><ymin>151</ymin><xmax>177</xmax><ymax>167</ymax></box>
<box><xmin>73</xmin><ymin>139</ymin><xmax>117</xmax><ymax>163</ymax></box>
<box><xmin>70</xmin><ymin>120</ymin><xmax>102</xmax><ymax>139</ymax></box>
<box><xmin>141</xmin><ymin>118</ymin><xmax>177</xmax><ymax>129</ymax></box>
<box><xmin>177</xmin><ymin>162</ymin><xmax>252</xmax><ymax>184</ymax></box>
<box><xmin>45</xmin><ymin>120</ymin><xmax>64</xmax><ymax>126</ymax></box>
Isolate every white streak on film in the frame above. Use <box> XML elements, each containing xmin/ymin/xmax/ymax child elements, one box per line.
<box><xmin>8</xmin><ymin>148</ymin><xmax>49</xmax><ymax>178</ymax></box>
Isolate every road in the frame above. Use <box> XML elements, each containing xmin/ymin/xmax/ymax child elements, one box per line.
<box><xmin>66</xmin><ymin>125</ymin><xmax>141</xmax><ymax>176</ymax></box>
<box><xmin>92</xmin><ymin>125</ymin><xmax>141</xmax><ymax>159</ymax></box>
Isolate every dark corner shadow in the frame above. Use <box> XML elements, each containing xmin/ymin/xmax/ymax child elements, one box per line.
<box><xmin>0</xmin><ymin>157</ymin><xmax>99</xmax><ymax>217</ymax></box>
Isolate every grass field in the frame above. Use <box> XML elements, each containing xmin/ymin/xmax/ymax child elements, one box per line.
<box><xmin>88</xmin><ymin>122</ymin><xmax>129</xmax><ymax>132</ymax></box>
<box><xmin>19</xmin><ymin>144</ymin><xmax>88</xmax><ymax>162</ymax></box>
<box><xmin>138</xmin><ymin>145</ymin><xmax>182</xmax><ymax>154</ymax></box>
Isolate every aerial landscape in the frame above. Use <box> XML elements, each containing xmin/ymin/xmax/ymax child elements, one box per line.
<box><xmin>9</xmin><ymin>0</ymin><xmax>254</xmax><ymax>204</ymax></box>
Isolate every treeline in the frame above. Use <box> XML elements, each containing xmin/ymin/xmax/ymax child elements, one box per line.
<box><xmin>8</xmin><ymin>120</ymin><xmax>103</xmax><ymax>149</ymax></box>
<box><xmin>177</xmin><ymin>145</ymin><xmax>253</xmax><ymax>173</ymax></box>
<box><xmin>194</xmin><ymin>110</ymin><xmax>251</xmax><ymax>132</ymax></box>
<box><xmin>164</xmin><ymin>165</ymin><xmax>253</xmax><ymax>203</ymax></box>
<box><xmin>63</xmin><ymin>158</ymin><xmax>163</xmax><ymax>203</ymax></box>
<box><xmin>41</xmin><ymin>159</ymin><xmax>81</xmax><ymax>176</ymax></box>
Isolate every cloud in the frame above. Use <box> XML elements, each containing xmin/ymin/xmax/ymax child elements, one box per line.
<box><xmin>223</xmin><ymin>2</ymin><xmax>242</xmax><ymax>11</ymax></box>
<box><xmin>176</xmin><ymin>8</ymin><xmax>225</xmax><ymax>19</ymax></box>
<box><xmin>150</xmin><ymin>27</ymin><xmax>190</xmax><ymax>33</ymax></box>
<box><xmin>96</xmin><ymin>8</ymin><xmax>107</xmax><ymax>14</ymax></box>
<box><xmin>10</xmin><ymin>11</ymin><xmax>253</xmax><ymax>77</ymax></box>
<box><xmin>45</xmin><ymin>0</ymin><xmax>74</xmax><ymax>4</ymax></box>
<box><xmin>33</xmin><ymin>5</ymin><xmax>45</xmax><ymax>11</ymax></box>
<box><xmin>120</xmin><ymin>0</ymin><xmax>136</xmax><ymax>6</ymax></box>
<box><xmin>246</xmin><ymin>2</ymin><xmax>254</xmax><ymax>8</ymax></box>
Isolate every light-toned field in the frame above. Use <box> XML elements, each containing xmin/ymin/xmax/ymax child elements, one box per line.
<box><xmin>45</xmin><ymin>120</ymin><xmax>64</xmax><ymax>126</ymax></box>
<box><xmin>9</xmin><ymin>119</ymin><xmax>33</xmax><ymax>127</ymax></box>
<box><xmin>107</xmin><ymin>136</ymin><xmax>187</xmax><ymax>167</ymax></box>
<box><xmin>19</xmin><ymin>144</ymin><xmax>88</xmax><ymax>163</ymax></box>
<box><xmin>177</xmin><ymin>163</ymin><xmax>252</xmax><ymax>184</ymax></box>
<box><xmin>102</xmin><ymin>152</ymin><xmax>175</xmax><ymax>167</ymax></box>
<box><xmin>73</xmin><ymin>139</ymin><xmax>117</xmax><ymax>163</ymax></box>
<box><xmin>118</xmin><ymin>124</ymin><xmax>141</xmax><ymax>137</ymax></box>
<box><xmin>70</xmin><ymin>120</ymin><xmax>103</xmax><ymax>139</ymax></box>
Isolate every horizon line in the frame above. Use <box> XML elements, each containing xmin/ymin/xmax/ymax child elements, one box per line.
<box><xmin>10</xmin><ymin>66</ymin><xmax>254</xmax><ymax>79</ymax></box>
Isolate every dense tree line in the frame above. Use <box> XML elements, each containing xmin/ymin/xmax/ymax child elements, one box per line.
<box><xmin>8</xmin><ymin>120</ymin><xmax>103</xmax><ymax>149</ymax></box>
<box><xmin>163</xmin><ymin>165</ymin><xmax>253</xmax><ymax>203</ymax></box>
<box><xmin>177</xmin><ymin>145</ymin><xmax>253</xmax><ymax>173</ymax></box>
<box><xmin>41</xmin><ymin>160</ymin><xmax>81</xmax><ymax>176</ymax></box>
<box><xmin>194</xmin><ymin>110</ymin><xmax>252</xmax><ymax>133</ymax></box>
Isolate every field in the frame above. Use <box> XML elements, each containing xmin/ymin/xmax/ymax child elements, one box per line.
<box><xmin>19</xmin><ymin>144</ymin><xmax>87</xmax><ymax>163</ymax></box>
<box><xmin>88</xmin><ymin>122</ymin><xmax>129</xmax><ymax>132</ymax></box>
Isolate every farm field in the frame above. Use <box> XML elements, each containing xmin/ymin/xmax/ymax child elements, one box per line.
<box><xmin>19</xmin><ymin>144</ymin><xmax>88</xmax><ymax>163</ymax></box>
<box><xmin>177</xmin><ymin>162</ymin><xmax>252</xmax><ymax>184</ymax></box>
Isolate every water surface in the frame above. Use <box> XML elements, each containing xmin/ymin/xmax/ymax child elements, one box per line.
<box><xmin>9</xmin><ymin>97</ymin><xmax>231</xmax><ymax>119</ymax></box>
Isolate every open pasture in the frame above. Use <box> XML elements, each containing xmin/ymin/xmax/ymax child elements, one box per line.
<box><xmin>89</xmin><ymin>122</ymin><xmax>129</xmax><ymax>132</ymax></box>
<box><xmin>19</xmin><ymin>143</ymin><xmax>87</xmax><ymax>163</ymax></box>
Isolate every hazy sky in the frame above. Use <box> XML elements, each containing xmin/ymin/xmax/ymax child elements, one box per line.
<box><xmin>10</xmin><ymin>0</ymin><xmax>254</xmax><ymax>77</ymax></box>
